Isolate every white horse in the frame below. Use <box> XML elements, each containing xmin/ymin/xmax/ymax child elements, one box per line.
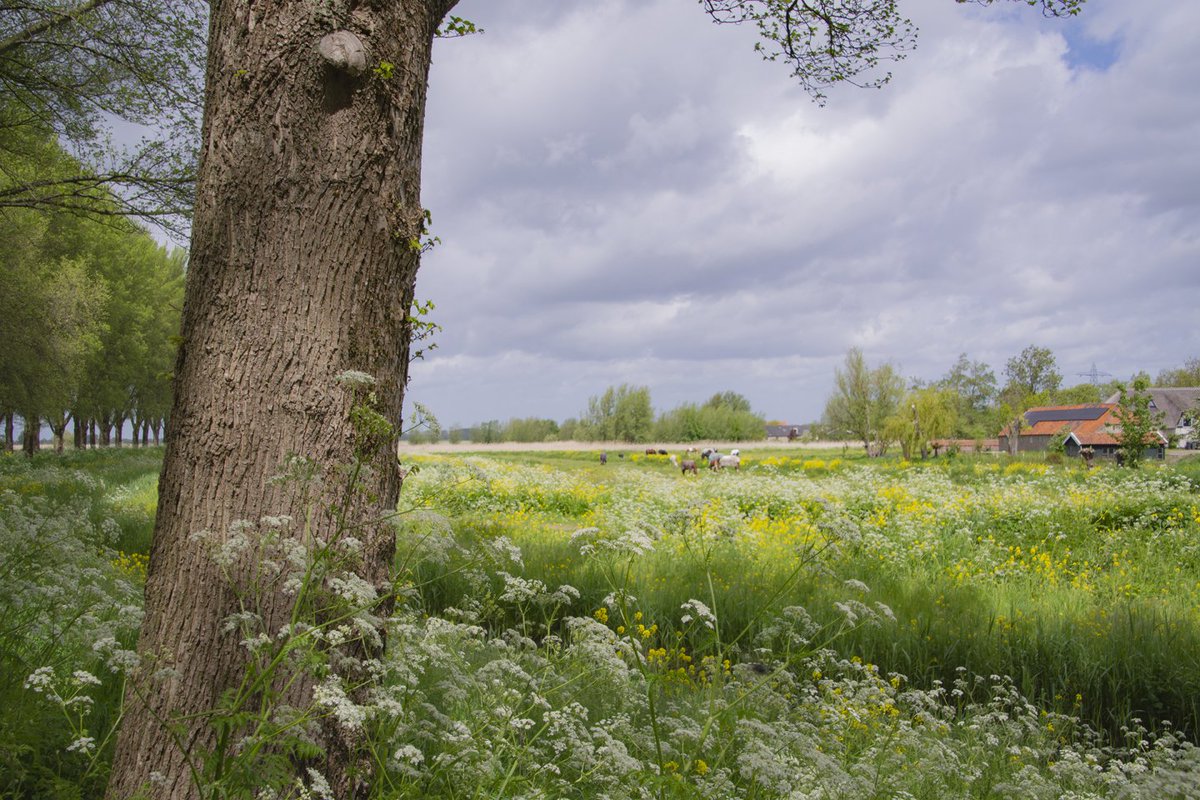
<box><xmin>715</xmin><ymin>454</ymin><xmax>740</xmax><ymax>471</ymax></box>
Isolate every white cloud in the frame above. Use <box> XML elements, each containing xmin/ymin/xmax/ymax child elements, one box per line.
<box><xmin>412</xmin><ymin>0</ymin><xmax>1200</xmax><ymax>425</ymax></box>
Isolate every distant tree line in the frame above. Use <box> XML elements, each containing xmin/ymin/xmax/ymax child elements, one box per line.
<box><xmin>0</xmin><ymin>129</ymin><xmax>185</xmax><ymax>454</ymax></box>
<box><xmin>407</xmin><ymin>349</ymin><xmax>1199</xmax><ymax>451</ymax></box>
<box><xmin>819</xmin><ymin>346</ymin><xmax>1197</xmax><ymax>459</ymax></box>
<box><xmin>411</xmin><ymin>386</ymin><xmax>767</xmax><ymax>444</ymax></box>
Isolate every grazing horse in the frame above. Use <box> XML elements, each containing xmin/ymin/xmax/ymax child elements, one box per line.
<box><xmin>715</xmin><ymin>454</ymin><xmax>740</xmax><ymax>471</ymax></box>
<box><xmin>646</xmin><ymin>448</ymin><xmax>658</xmax><ymax>455</ymax></box>
<box><xmin>680</xmin><ymin>459</ymin><xmax>698</xmax><ymax>475</ymax></box>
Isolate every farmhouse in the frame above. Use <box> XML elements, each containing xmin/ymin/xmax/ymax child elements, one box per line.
<box><xmin>998</xmin><ymin>404</ymin><xmax>1166</xmax><ymax>460</ymax></box>
<box><xmin>765</xmin><ymin>423</ymin><xmax>810</xmax><ymax>441</ymax></box>
<box><xmin>1103</xmin><ymin>387</ymin><xmax>1200</xmax><ymax>447</ymax></box>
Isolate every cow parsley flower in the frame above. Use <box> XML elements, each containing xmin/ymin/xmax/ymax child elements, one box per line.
<box><xmin>335</xmin><ymin>370</ymin><xmax>376</xmax><ymax>388</ymax></box>
<box><xmin>680</xmin><ymin>599</ymin><xmax>717</xmax><ymax>630</ymax></box>
<box><xmin>312</xmin><ymin>676</ymin><xmax>368</xmax><ymax>731</ymax></box>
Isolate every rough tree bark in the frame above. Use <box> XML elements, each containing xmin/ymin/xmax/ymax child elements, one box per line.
<box><xmin>106</xmin><ymin>2</ymin><xmax>457</xmax><ymax>798</ymax></box>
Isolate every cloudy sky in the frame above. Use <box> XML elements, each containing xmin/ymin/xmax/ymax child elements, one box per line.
<box><xmin>409</xmin><ymin>0</ymin><xmax>1200</xmax><ymax>429</ymax></box>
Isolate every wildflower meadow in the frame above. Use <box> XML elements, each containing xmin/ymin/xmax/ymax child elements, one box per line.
<box><xmin>3</xmin><ymin>446</ymin><xmax>1200</xmax><ymax>798</ymax></box>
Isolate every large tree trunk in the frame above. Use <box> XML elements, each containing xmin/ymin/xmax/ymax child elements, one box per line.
<box><xmin>3</xmin><ymin>412</ymin><xmax>12</xmax><ymax>452</ymax></box>
<box><xmin>107</xmin><ymin>3</ymin><xmax>454</xmax><ymax>798</ymax></box>
<box><xmin>47</xmin><ymin>411</ymin><xmax>69</xmax><ymax>454</ymax></box>
<box><xmin>21</xmin><ymin>413</ymin><xmax>39</xmax><ymax>456</ymax></box>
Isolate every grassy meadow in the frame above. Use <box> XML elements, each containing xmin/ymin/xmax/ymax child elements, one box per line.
<box><xmin>4</xmin><ymin>445</ymin><xmax>1200</xmax><ymax>798</ymax></box>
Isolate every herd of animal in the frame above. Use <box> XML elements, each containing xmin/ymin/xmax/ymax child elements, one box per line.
<box><xmin>597</xmin><ymin>447</ymin><xmax>741</xmax><ymax>473</ymax></box>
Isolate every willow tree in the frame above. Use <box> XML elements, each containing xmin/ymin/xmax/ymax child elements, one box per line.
<box><xmin>108</xmin><ymin>1</ymin><xmax>1086</xmax><ymax>797</ymax></box>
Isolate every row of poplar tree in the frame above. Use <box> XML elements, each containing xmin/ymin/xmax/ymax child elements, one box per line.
<box><xmin>0</xmin><ymin>136</ymin><xmax>185</xmax><ymax>454</ymax></box>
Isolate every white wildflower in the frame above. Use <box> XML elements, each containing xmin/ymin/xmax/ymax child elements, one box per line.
<box><xmin>498</xmin><ymin>572</ymin><xmax>546</xmax><ymax>604</ymax></box>
<box><xmin>306</xmin><ymin>768</ymin><xmax>334</xmax><ymax>800</ymax></box>
<box><xmin>328</xmin><ymin>573</ymin><xmax>378</xmax><ymax>605</ymax></box>
<box><xmin>393</xmin><ymin>744</ymin><xmax>424</xmax><ymax>766</ymax></box>
<box><xmin>680</xmin><ymin>599</ymin><xmax>717</xmax><ymax>630</ymax></box>
<box><xmin>24</xmin><ymin>666</ymin><xmax>55</xmax><ymax>692</ymax></box>
<box><xmin>335</xmin><ymin>370</ymin><xmax>376</xmax><ymax>388</ymax></box>
<box><xmin>312</xmin><ymin>676</ymin><xmax>368</xmax><ymax>731</ymax></box>
<box><xmin>66</xmin><ymin>736</ymin><xmax>96</xmax><ymax>754</ymax></box>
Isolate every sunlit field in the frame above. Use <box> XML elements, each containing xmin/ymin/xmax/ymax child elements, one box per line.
<box><xmin>402</xmin><ymin>451</ymin><xmax>1200</xmax><ymax>738</ymax></box>
<box><xmin>5</xmin><ymin>446</ymin><xmax>1200</xmax><ymax>798</ymax></box>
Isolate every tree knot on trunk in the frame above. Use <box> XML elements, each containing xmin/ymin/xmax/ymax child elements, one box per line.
<box><xmin>317</xmin><ymin>31</ymin><xmax>368</xmax><ymax>76</ymax></box>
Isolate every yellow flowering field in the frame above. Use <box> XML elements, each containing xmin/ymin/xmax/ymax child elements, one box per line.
<box><xmin>402</xmin><ymin>453</ymin><xmax>1200</xmax><ymax>741</ymax></box>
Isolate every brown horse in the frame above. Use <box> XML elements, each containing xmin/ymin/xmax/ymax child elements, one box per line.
<box><xmin>680</xmin><ymin>459</ymin><xmax>698</xmax><ymax>475</ymax></box>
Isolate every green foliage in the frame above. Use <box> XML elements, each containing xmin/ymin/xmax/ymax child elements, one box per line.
<box><xmin>702</xmin><ymin>0</ymin><xmax>918</xmax><ymax>105</ymax></box>
<box><xmin>473</xmin><ymin>419</ymin><xmax>501</xmax><ymax>444</ymax></box>
<box><xmin>1045</xmin><ymin>423</ymin><xmax>1073</xmax><ymax>457</ymax></box>
<box><xmin>435</xmin><ymin>15</ymin><xmax>482</xmax><ymax>38</ymax></box>
<box><xmin>1002</xmin><ymin>344</ymin><xmax>1062</xmax><ymax>400</ymax></box>
<box><xmin>822</xmin><ymin>347</ymin><xmax>905</xmax><ymax>452</ymax></box>
<box><xmin>938</xmin><ymin>353</ymin><xmax>997</xmax><ymax>437</ymax></box>
<box><xmin>373</xmin><ymin>60</ymin><xmax>394</xmax><ymax>80</ymax></box>
<box><xmin>0</xmin><ymin>451</ymin><xmax>158</xmax><ymax>797</ymax></box>
<box><xmin>404</xmin><ymin>298</ymin><xmax>441</xmax><ymax>370</ymax></box>
<box><xmin>16</xmin><ymin>444</ymin><xmax>1200</xmax><ymax>799</ymax></box>
<box><xmin>0</xmin><ymin>201</ymin><xmax>183</xmax><ymax>453</ymax></box>
<box><xmin>703</xmin><ymin>390</ymin><xmax>753</xmax><ymax>414</ymax></box>
<box><xmin>406</xmin><ymin>452</ymin><xmax>1200</xmax><ymax>747</ymax></box>
<box><xmin>556</xmin><ymin>417</ymin><xmax>579</xmax><ymax>441</ymax></box>
<box><xmin>655</xmin><ymin>395</ymin><xmax>766</xmax><ymax>442</ymax></box>
<box><xmin>1047</xmin><ymin>382</ymin><xmax>1104</xmax><ymax>405</ymax></box>
<box><xmin>577</xmin><ymin>384</ymin><xmax>654</xmax><ymax>443</ymax></box>
<box><xmin>0</xmin><ymin>1</ymin><xmax>206</xmax><ymax>230</ymax></box>
<box><xmin>882</xmin><ymin>387</ymin><xmax>959</xmax><ymax>459</ymax></box>
<box><xmin>500</xmin><ymin>417</ymin><xmax>560</xmax><ymax>443</ymax></box>
<box><xmin>1156</xmin><ymin>356</ymin><xmax>1200</xmax><ymax>388</ymax></box>
<box><xmin>1113</xmin><ymin>376</ymin><xmax>1165</xmax><ymax>468</ymax></box>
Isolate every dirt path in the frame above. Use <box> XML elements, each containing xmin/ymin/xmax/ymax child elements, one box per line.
<box><xmin>398</xmin><ymin>439</ymin><xmax>857</xmax><ymax>455</ymax></box>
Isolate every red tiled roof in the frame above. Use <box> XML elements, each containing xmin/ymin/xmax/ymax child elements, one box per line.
<box><xmin>1000</xmin><ymin>405</ymin><xmax>1114</xmax><ymax>438</ymax></box>
<box><xmin>1002</xmin><ymin>404</ymin><xmax>1166</xmax><ymax>446</ymax></box>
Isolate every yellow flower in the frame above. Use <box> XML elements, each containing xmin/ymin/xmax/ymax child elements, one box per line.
<box><xmin>694</xmin><ymin>759</ymin><xmax>709</xmax><ymax>776</ymax></box>
<box><xmin>594</xmin><ymin>607</ymin><xmax>608</xmax><ymax>624</ymax></box>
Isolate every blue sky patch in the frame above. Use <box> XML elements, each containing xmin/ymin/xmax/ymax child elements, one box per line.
<box><xmin>1063</xmin><ymin>27</ymin><xmax>1121</xmax><ymax>72</ymax></box>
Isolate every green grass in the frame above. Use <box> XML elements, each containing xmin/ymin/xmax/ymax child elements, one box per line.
<box><xmin>401</xmin><ymin>453</ymin><xmax>1200</xmax><ymax>743</ymax></box>
<box><xmin>5</xmin><ymin>447</ymin><xmax>1200</xmax><ymax>798</ymax></box>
